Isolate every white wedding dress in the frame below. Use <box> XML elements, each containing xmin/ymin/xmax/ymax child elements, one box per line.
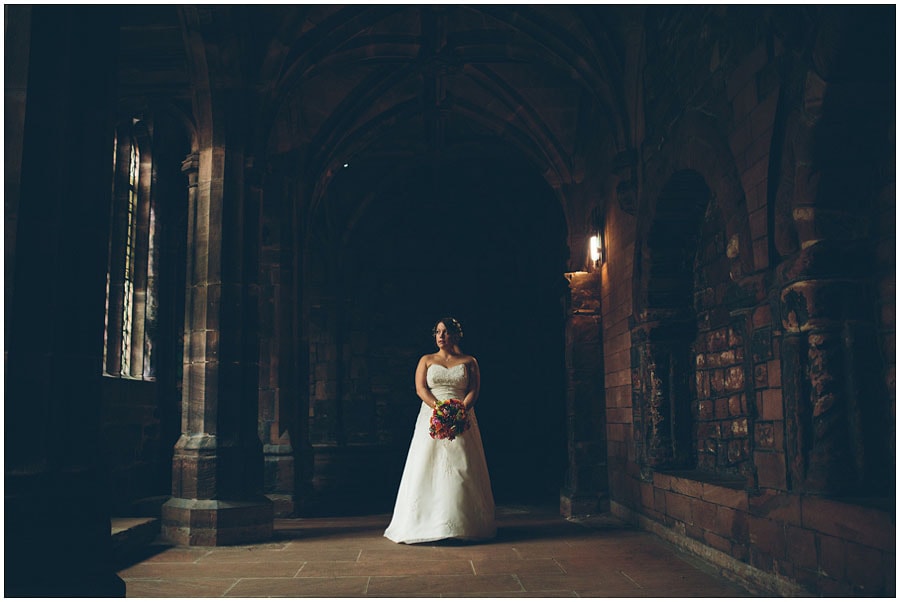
<box><xmin>384</xmin><ymin>363</ymin><xmax>496</xmax><ymax>544</ymax></box>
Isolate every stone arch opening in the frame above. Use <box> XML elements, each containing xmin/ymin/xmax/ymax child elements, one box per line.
<box><xmin>302</xmin><ymin>151</ymin><xmax>569</xmax><ymax>513</ymax></box>
<box><xmin>245</xmin><ymin>4</ymin><xmax>634</xmax><ymax>518</ymax></box>
<box><xmin>646</xmin><ymin>171</ymin><xmax>711</xmax><ymax>314</ymax></box>
<box><xmin>632</xmin><ymin>169</ymin><xmax>711</xmax><ymax>474</ymax></box>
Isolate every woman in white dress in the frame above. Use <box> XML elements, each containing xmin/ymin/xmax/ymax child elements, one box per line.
<box><xmin>384</xmin><ymin>317</ymin><xmax>496</xmax><ymax>544</ymax></box>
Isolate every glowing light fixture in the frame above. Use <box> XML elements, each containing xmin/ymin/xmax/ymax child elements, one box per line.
<box><xmin>590</xmin><ymin>234</ymin><xmax>602</xmax><ymax>264</ymax></box>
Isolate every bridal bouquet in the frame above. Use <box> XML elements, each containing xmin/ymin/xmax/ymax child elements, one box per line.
<box><xmin>429</xmin><ymin>399</ymin><xmax>469</xmax><ymax>441</ymax></box>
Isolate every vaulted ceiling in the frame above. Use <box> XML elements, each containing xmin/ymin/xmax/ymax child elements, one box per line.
<box><xmin>116</xmin><ymin>5</ymin><xmax>640</xmax><ymax>192</ymax></box>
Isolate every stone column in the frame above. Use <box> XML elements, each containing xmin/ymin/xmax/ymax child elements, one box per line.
<box><xmin>779</xmin><ymin>241</ymin><xmax>880</xmax><ymax>494</ymax></box>
<box><xmin>560</xmin><ymin>271</ymin><xmax>608</xmax><ymax>516</ymax></box>
<box><xmin>776</xmin><ymin>62</ymin><xmax>890</xmax><ymax>495</ymax></box>
<box><xmin>161</xmin><ymin>147</ymin><xmax>273</xmax><ymax>544</ymax></box>
<box><xmin>256</xmin><ymin>161</ymin><xmax>297</xmax><ymax>516</ymax></box>
<box><xmin>162</xmin><ymin>6</ymin><xmax>273</xmax><ymax>543</ymax></box>
<box><xmin>4</xmin><ymin>6</ymin><xmax>125</xmax><ymax>596</ymax></box>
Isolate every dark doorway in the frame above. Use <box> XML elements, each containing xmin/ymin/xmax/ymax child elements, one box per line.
<box><xmin>315</xmin><ymin>151</ymin><xmax>569</xmax><ymax>510</ymax></box>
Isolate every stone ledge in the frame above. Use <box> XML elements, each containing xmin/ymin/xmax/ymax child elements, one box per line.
<box><xmin>655</xmin><ymin>469</ymin><xmax>746</xmax><ymax>489</ymax></box>
<box><xmin>653</xmin><ymin>469</ymin><xmax>749</xmax><ymax>511</ymax></box>
<box><xmin>111</xmin><ymin>517</ymin><xmax>160</xmax><ymax>568</ymax></box>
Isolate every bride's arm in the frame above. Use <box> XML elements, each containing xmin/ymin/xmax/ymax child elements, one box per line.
<box><xmin>415</xmin><ymin>355</ymin><xmax>441</xmax><ymax>409</ymax></box>
<box><xmin>462</xmin><ymin>357</ymin><xmax>481</xmax><ymax>409</ymax></box>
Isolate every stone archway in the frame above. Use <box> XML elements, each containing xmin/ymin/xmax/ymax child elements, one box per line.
<box><xmin>245</xmin><ymin>5</ymin><xmax>637</xmax><ymax>517</ymax></box>
<box><xmin>629</xmin><ymin>100</ymin><xmax>762</xmax><ymax>483</ymax></box>
<box><xmin>631</xmin><ymin>170</ymin><xmax>710</xmax><ymax>474</ymax></box>
<box><xmin>300</xmin><ymin>153</ymin><xmax>570</xmax><ymax>513</ymax></box>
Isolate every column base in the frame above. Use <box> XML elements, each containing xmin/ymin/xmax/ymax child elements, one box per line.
<box><xmin>264</xmin><ymin>445</ymin><xmax>296</xmax><ymax>518</ymax></box>
<box><xmin>266</xmin><ymin>493</ymin><xmax>296</xmax><ymax>518</ymax></box>
<box><xmin>560</xmin><ymin>489</ymin><xmax>609</xmax><ymax>518</ymax></box>
<box><xmin>162</xmin><ymin>497</ymin><xmax>273</xmax><ymax>546</ymax></box>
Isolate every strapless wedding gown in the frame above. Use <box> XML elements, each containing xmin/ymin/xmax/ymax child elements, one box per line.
<box><xmin>384</xmin><ymin>363</ymin><xmax>496</xmax><ymax>543</ymax></box>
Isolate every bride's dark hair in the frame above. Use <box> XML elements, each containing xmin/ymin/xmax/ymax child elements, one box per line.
<box><xmin>432</xmin><ymin>316</ymin><xmax>464</xmax><ymax>340</ymax></box>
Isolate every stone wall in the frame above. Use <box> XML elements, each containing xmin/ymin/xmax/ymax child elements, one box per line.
<box><xmin>100</xmin><ymin>378</ymin><xmax>170</xmax><ymax>514</ymax></box>
<box><xmin>619</xmin><ymin>474</ymin><xmax>894</xmax><ymax>596</ymax></box>
<box><xmin>601</xmin><ymin>176</ymin><xmax>639</xmax><ymax>512</ymax></box>
<box><xmin>605</xmin><ymin>6</ymin><xmax>895</xmax><ymax>597</ymax></box>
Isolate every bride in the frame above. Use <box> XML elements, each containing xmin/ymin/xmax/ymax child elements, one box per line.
<box><xmin>384</xmin><ymin>317</ymin><xmax>496</xmax><ymax>544</ymax></box>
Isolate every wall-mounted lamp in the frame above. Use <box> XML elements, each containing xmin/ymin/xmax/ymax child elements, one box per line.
<box><xmin>589</xmin><ymin>234</ymin><xmax>603</xmax><ymax>267</ymax></box>
<box><xmin>589</xmin><ymin>206</ymin><xmax>605</xmax><ymax>269</ymax></box>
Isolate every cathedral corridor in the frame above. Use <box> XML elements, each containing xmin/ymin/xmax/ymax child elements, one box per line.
<box><xmin>117</xmin><ymin>505</ymin><xmax>752</xmax><ymax>597</ymax></box>
<box><xmin>6</xmin><ymin>6</ymin><xmax>893</xmax><ymax>597</ymax></box>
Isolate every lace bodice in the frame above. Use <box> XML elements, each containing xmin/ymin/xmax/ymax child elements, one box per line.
<box><xmin>427</xmin><ymin>363</ymin><xmax>468</xmax><ymax>402</ymax></box>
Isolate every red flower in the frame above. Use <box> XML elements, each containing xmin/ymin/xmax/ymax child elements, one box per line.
<box><xmin>429</xmin><ymin>399</ymin><xmax>469</xmax><ymax>441</ymax></box>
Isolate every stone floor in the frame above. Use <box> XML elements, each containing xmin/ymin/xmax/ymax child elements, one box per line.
<box><xmin>117</xmin><ymin>505</ymin><xmax>755</xmax><ymax>598</ymax></box>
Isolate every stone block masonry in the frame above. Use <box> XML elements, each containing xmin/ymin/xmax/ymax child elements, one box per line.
<box><xmin>616</xmin><ymin>472</ymin><xmax>896</xmax><ymax>596</ymax></box>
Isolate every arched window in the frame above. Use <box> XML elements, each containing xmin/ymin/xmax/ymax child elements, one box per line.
<box><xmin>103</xmin><ymin>120</ymin><xmax>157</xmax><ymax>380</ymax></box>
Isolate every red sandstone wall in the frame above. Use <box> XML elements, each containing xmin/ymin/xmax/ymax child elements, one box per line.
<box><xmin>604</xmin><ymin>8</ymin><xmax>895</xmax><ymax>597</ymax></box>
<box><xmin>601</xmin><ymin>183</ymin><xmax>637</xmax><ymax>504</ymax></box>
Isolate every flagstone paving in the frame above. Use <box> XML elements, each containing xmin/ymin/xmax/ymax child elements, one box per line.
<box><xmin>118</xmin><ymin>506</ymin><xmax>754</xmax><ymax>597</ymax></box>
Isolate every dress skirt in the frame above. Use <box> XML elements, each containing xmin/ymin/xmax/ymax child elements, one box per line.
<box><xmin>384</xmin><ymin>398</ymin><xmax>496</xmax><ymax>544</ymax></box>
